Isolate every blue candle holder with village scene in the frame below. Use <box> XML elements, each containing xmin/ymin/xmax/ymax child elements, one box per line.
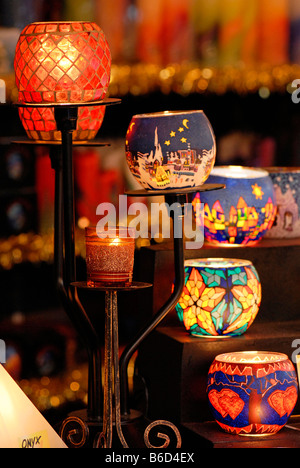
<box><xmin>194</xmin><ymin>166</ymin><xmax>277</xmax><ymax>246</ymax></box>
<box><xmin>264</xmin><ymin>167</ymin><xmax>300</xmax><ymax>239</ymax></box>
<box><xmin>125</xmin><ymin>110</ymin><xmax>216</xmax><ymax>190</ymax></box>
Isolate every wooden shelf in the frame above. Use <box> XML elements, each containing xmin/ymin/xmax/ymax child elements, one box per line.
<box><xmin>136</xmin><ymin>237</ymin><xmax>300</xmax><ymax>324</ymax></box>
<box><xmin>183</xmin><ymin>417</ymin><xmax>300</xmax><ymax>448</ymax></box>
<box><xmin>137</xmin><ymin>320</ymin><xmax>300</xmax><ymax>425</ymax></box>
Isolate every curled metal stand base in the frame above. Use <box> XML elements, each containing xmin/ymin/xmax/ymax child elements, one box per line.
<box><xmin>144</xmin><ymin>421</ymin><xmax>182</xmax><ymax>449</ymax></box>
<box><xmin>59</xmin><ymin>284</ymin><xmax>182</xmax><ymax>449</ymax></box>
<box><xmin>15</xmin><ymin>101</ymin><xmax>222</xmax><ymax>449</ymax></box>
<box><xmin>59</xmin><ymin>414</ymin><xmax>182</xmax><ymax>449</ymax></box>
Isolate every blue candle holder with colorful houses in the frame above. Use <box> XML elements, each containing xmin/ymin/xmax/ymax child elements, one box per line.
<box><xmin>193</xmin><ymin>166</ymin><xmax>277</xmax><ymax>246</ymax></box>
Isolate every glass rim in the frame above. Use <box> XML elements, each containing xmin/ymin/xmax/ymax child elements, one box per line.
<box><xmin>211</xmin><ymin>165</ymin><xmax>269</xmax><ymax>179</ymax></box>
<box><xmin>215</xmin><ymin>351</ymin><xmax>288</xmax><ymax>364</ymax></box>
<box><xmin>132</xmin><ymin>110</ymin><xmax>205</xmax><ymax>119</ymax></box>
<box><xmin>265</xmin><ymin>166</ymin><xmax>300</xmax><ymax>174</ymax></box>
<box><xmin>85</xmin><ymin>225</ymin><xmax>135</xmax><ymax>239</ymax></box>
<box><xmin>184</xmin><ymin>258</ymin><xmax>253</xmax><ymax>269</ymax></box>
<box><xmin>27</xmin><ymin>21</ymin><xmax>97</xmax><ymax>26</ymax></box>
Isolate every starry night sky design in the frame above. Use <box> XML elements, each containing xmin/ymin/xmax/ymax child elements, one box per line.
<box><xmin>127</xmin><ymin>112</ymin><xmax>215</xmax><ymax>163</ymax></box>
<box><xmin>270</xmin><ymin>172</ymin><xmax>300</xmax><ymax>212</ymax></box>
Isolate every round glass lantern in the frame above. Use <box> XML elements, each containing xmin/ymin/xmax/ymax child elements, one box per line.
<box><xmin>175</xmin><ymin>258</ymin><xmax>261</xmax><ymax>338</ymax></box>
<box><xmin>14</xmin><ymin>21</ymin><xmax>111</xmax><ymax>142</ymax></box>
<box><xmin>194</xmin><ymin>166</ymin><xmax>277</xmax><ymax>246</ymax></box>
<box><xmin>18</xmin><ymin>104</ymin><xmax>106</xmax><ymax>141</ymax></box>
<box><xmin>264</xmin><ymin>167</ymin><xmax>300</xmax><ymax>239</ymax></box>
<box><xmin>125</xmin><ymin>110</ymin><xmax>216</xmax><ymax>190</ymax></box>
<box><xmin>207</xmin><ymin>351</ymin><xmax>298</xmax><ymax>436</ymax></box>
<box><xmin>14</xmin><ymin>22</ymin><xmax>111</xmax><ymax>104</ymax></box>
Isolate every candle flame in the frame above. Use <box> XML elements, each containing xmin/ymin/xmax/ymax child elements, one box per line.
<box><xmin>110</xmin><ymin>237</ymin><xmax>121</xmax><ymax>246</ymax></box>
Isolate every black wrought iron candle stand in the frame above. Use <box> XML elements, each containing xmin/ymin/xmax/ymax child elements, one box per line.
<box><xmin>15</xmin><ymin>99</ymin><xmax>120</xmax><ymax>430</ymax></box>
<box><xmin>119</xmin><ymin>185</ymin><xmax>224</xmax><ymax>419</ymax></box>
<box><xmin>69</xmin><ymin>282</ymin><xmax>152</xmax><ymax>448</ymax></box>
<box><xmin>14</xmin><ymin>99</ymin><xmax>224</xmax><ymax>448</ymax></box>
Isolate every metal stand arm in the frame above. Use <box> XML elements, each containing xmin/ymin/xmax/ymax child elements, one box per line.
<box><xmin>53</xmin><ymin>106</ymin><xmax>102</xmax><ymax>422</ymax></box>
<box><xmin>119</xmin><ymin>193</ymin><xmax>186</xmax><ymax>416</ymax></box>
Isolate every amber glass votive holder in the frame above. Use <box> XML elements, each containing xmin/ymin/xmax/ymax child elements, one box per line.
<box><xmin>85</xmin><ymin>226</ymin><xmax>135</xmax><ymax>287</ymax></box>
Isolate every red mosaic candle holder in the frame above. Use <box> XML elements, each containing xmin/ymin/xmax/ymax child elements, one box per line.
<box><xmin>18</xmin><ymin>104</ymin><xmax>106</xmax><ymax>141</ymax></box>
<box><xmin>14</xmin><ymin>22</ymin><xmax>111</xmax><ymax>104</ymax></box>
<box><xmin>14</xmin><ymin>21</ymin><xmax>111</xmax><ymax>141</ymax></box>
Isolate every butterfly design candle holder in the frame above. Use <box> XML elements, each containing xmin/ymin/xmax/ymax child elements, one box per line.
<box><xmin>125</xmin><ymin>110</ymin><xmax>216</xmax><ymax>190</ymax></box>
<box><xmin>14</xmin><ymin>21</ymin><xmax>111</xmax><ymax>141</ymax></box>
<box><xmin>175</xmin><ymin>258</ymin><xmax>261</xmax><ymax>338</ymax></box>
<box><xmin>194</xmin><ymin>166</ymin><xmax>277</xmax><ymax>246</ymax></box>
<box><xmin>207</xmin><ymin>351</ymin><xmax>298</xmax><ymax>436</ymax></box>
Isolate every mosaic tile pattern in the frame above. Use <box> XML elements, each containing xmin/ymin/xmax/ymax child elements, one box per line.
<box><xmin>176</xmin><ymin>259</ymin><xmax>261</xmax><ymax>337</ymax></box>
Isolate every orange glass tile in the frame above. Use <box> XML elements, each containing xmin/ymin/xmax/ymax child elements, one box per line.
<box><xmin>30</xmin><ymin>74</ymin><xmax>42</xmax><ymax>89</ymax></box>
<box><xmin>49</xmin><ymin>48</ymin><xmax>64</xmax><ymax>62</ymax></box>
<box><xmin>75</xmin><ymin>56</ymin><xmax>87</xmax><ymax>71</ymax></box>
<box><xmin>82</xmin><ymin>45</ymin><xmax>94</xmax><ymax>61</ymax></box>
<box><xmin>58</xmin><ymin>75</ymin><xmax>74</xmax><ymax>90</ymax></box>
<box><xmin>23</xmin><ymin>48</ymin><xmax>33</xmax><ymax>62</ymax></box>
<box><xmin>35</xmin><ymin>48</ymin><xmax>48</xmax><ymax>62</ymax></box>
<box><xmin>28</xmin><ymin>56</ymin><xmax>39</xmax><ymax>71</ymax></box>
<box><xmin>72</xmin><ymin>23</ymin><xmax>83</xmax><ymax>32</ymax></box>
<box><xmin>57</xmin><ymin>37</ymin><xmax>72</xmax><ymax>53</ymax></box>
<box><xmin>43</xmin><ymin>57</ymin><xmax>56</xmax><ymax>72</ymax></box>
<box><xmin>36</xmin><ymin>66</ymin><xmax>48</xmax><ymax>82</ymax></box>
<box><xmin>29</xmin><ymin>38</ymin><xmax>42</xmax><ymax>54</ymax></box>
<box><xmin>50</xmin><ymin>66</ymin><xmax>65</xmax><ymax>81</ymax></box>
<box><xmin>26</xmin><ymin>24</ymin><xmax>35</xmax><ymax>34</ymax></box>
<box><xmin>84</xmin><ymin>23</ymin><xmax>94</xmax><ymax>32</ymax></box>
<box><xmin>65</xmin><ymin>47</ymin><xmax>79</xmax><ymax>63</ymax></box>
<box><xmin>35</xmin><ymin>24</ymin><xmax>46</xmax><ymax>34</ymax></box>
<box><xmin>46</xmin><ymin>24</ymin><xmax>58</xmax><ymax>33</ymax></box>
<box><xmin>59</xmin><ymin>24</ymin><xmax>71</xmax><ymax>33</ymax></box>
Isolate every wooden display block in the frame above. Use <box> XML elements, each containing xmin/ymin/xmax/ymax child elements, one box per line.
<box><xmin>135</xmin><ymin>238</ymin><xmax>300</xmax><ymax>324</ymax></box>
<box><xmin>136</xmin><ymin>322</ymin><xmax>300</xmax><ymax>425</ymax></box>
<box><xmin>182</xmin><ymin>417</ymin><xmax>300</xmax><ymax>448</ymax></box>
<box><xmin>135</xmin><ymin>238</ymin><xmax>300</xmax><ymax>441</ymax></box>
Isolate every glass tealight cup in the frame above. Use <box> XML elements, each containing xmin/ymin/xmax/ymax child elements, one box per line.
<box><xmin>85</xmin><ymin>226</ymin><xmax>135</xmax><ymax>287</ymax></box>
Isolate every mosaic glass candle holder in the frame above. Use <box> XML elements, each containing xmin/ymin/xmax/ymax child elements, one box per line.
<box><xmin>125</xmin><ymin>110</ymin><xmax>216</xmax><ymax>190</ymax></box>
<box><xmin>85</xmin><ymin>226</ymin><xmax>135</xmax><ymax>287</ymax></box>
<box><xmin>264</xmin><ymin>167</ymin><xmax>300</xmax><ymax>239</ymax></box>
<box><xmin>194</xmin><ymin>166</ymin><xmax>277</xmax><ymax>246</ymax></box>
<box><xmin>175</xmin><ymin>258</ymin><xmax>261</xmax><ymax>338</ymax></box>
<box><xmin>14</xmin><ymin>21</ymin><xmax>111</xmax><ymax>141</ymax></box>
<box><xmin>207</xmin><ymin>351</ymin><xmax>298</xmax><ymax>436</ymax></box>
<box><xmin>18</xmin><ymin>103</ymin><xmax>106</xmax><ymax>141</ymax></box>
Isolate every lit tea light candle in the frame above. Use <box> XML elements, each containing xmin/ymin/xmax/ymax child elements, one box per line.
<box><xmin>85</xmin><ymin>226</ymin><xmax>135</xmax><ymax>287</ymax></box>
